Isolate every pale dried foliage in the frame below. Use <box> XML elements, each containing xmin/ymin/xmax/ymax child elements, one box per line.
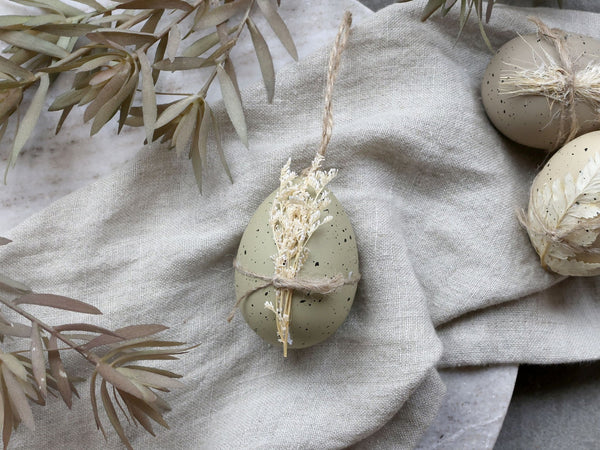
<box><xmin>520</xmin><ymin>152</ymin><xmax>600</xmax><ymax>275</ymax></box>
<box><xmin>399</xmin><ymin>0</ymin><xmax>563</xmax><ymax>50</ymax></box>
<box><xmin>0</xmin><ymin>0</ymin><xmax>297</xmax><ymax>191</ymax></box>
<box><xmin>266</xmin><ymin>154</ymin><xmax>336</xmax><ymax>356</ymax></box>
<box><xmin>0</xmin><ymin>238</ymin><xmax>190</xmax><ymax>449</ymax></box>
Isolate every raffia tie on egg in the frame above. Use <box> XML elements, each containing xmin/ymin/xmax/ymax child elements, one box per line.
<box><xmin>481</xmin><ymin>18</ymin><xmax>600</xmax><ymax>151</ymax></box>
<box><xmin>229</xmin><ymin>12</ymin><xmax>360</xmax><ymax>357</ymax></box>
<box><xmin>520</xmin><ymin>131</ymin><xmax>600</xmax><ymax>276</ymax></box>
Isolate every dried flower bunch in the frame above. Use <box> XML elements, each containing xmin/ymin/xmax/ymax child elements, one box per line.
<box><xmin>0</xmin><ymin>0</ymin><xmax>297</xmax><ymax>190</ymax></box>
<box><xmin>266</xmin><ymin>154</ymin><xmax>337</xmax><ymax>355</ymax></box>
<box><xmin>398</xmin><ymin>0</ymin><xmax>563</xmax><ymax>49</ymax></box>
<box><xmin>0</xmin><ymin>237</ymin><xmax>190</xmax><ymax>449</ymax></box>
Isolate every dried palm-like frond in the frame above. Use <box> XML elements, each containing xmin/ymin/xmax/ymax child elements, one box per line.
<box><xmin>398</xmin><ymin>0</ymin><xmax>563</xmax><ymax>50</ymax></box>
<box><xmin>0</xmin><ymin>237</ymin><xmax>191</xmax><ymax>448</ymax></box>
<box><xmin>0</xmin><ymin>0</ymin><xmax>297</xmax><ymax>191</ymax></box>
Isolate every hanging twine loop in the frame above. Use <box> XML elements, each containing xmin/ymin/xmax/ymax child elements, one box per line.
<box><xmin>229</xmin><ymin>12</ymin><xmax>356</xmax><ymax>325</ymax></box>
<box><xmin>501</xmin><ymin>17</ymin><xmax>600</xmax><ymax>150</ymax></box>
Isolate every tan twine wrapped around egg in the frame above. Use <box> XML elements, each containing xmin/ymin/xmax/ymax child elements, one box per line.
<box><xmin>500</xmin><ymin>17</ymin><xmax>600</xmax><ymax>150</ymax></box>
<box><xmin>228</xmin><ymin>12</ymin><xmax>361</xmax><ymax>356</ymax></box>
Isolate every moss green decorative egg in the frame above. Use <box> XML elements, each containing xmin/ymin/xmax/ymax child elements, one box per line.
<box><xmin>234</xmin><ymin>188</ymin><xmax>359</xmax><ymax>350</ymax></box>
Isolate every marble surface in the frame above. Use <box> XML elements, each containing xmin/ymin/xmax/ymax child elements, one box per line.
<box><xmin>0</xmin><ymin>1</ymin><xmax>517</xmax><ymax>448</ymax></box>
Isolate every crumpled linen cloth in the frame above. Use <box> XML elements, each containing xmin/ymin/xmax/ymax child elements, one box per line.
<box><xmin>2</xmin><ymin>2</ymin><xmax>600</xmax><ymax>449</ymax></box>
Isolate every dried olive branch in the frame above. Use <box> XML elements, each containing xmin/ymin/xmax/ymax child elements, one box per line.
<box><xmin>0</xmin><ymin>237</ymin><xmax>191</xmax><ymax>449</ymax></box>
<box><xmin>0</xmin><ymin>0</ymin><xmax>297</xmax><ymax>191</ymax></box>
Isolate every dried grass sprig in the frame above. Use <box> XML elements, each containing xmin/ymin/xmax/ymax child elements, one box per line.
<box><xmin>0</xmin><ymin>0</ymin><xmax>297</xmax><ymax>191</ymax></box>
<box><xmin>0</xmin><ymin>237</ymin><xmax>191</xmax><ymax>449</ymax></box>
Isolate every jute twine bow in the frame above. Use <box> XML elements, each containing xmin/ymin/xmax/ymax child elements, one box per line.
<box><xmin>502</xmin><ymin>17</ymin><xmax>600</xmax><ymax>150</ymax></box>
<box><xmin>228</xmin><ymin>12</ymin><xmax>356</xmax><ymax>324</ymax></box>
<box><xmin>227</xmin><ymin>259</ymin><xmax>361</xmax><ymax>322</ymax></box>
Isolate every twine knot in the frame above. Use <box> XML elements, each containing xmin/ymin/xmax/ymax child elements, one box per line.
<box><xmin>501</xmin><ymin>17</ymin><xmax>600</xmax><ymax>150</ymax></box>
<box><xmin>227</xmin><ymin>258</ymin><xmax>361</xmax><ymax>322</ymax></box>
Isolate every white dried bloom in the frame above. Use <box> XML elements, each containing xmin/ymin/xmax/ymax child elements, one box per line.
<box><xmin>264</xmin><ymin>155</ymin><xmax>337</xmax><ymax>347</ymax></box>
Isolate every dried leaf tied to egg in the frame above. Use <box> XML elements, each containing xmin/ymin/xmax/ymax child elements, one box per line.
<box><xmin>521</xmin><ymin>131</ymin><xmax>600</xmax><ymax>276</ymax></box>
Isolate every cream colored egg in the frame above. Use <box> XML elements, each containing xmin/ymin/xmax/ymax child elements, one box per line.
<box><xmin>482</xmin><ymin>33</ymin><xmax>600</xmax><ymax>150</ymax></box>
<box><xmin>523</xmin><ymin>131</ymin><xmax>600</xmax><ymax>275</ymax></box>
<box><xmin>234</xmin><ymin>188</ymin><xmax>359</xmax><ymax>349</ymax></box>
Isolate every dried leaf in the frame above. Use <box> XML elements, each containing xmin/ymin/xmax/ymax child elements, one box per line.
<box><xmin>11</xmin><ymin>0</ymin><xmax>83</xmax><ymax>17</ymax></box>
<box><xmin>47</xmin><ymin>335</ymin><xmax>72</xmax><ymax>408</ymax></box>
<box><xmin>122</xmin><ymin>392</ymin><xmax>155</xmax><ymax>435</ymax></box>
<box><xmin>0</xmin><ymin>238</ymin><xmax>11</xmax><ymax>246</ymax></box>
<box><xmin>15</xmin><ymin>293</ymin><xmax>102</xmax><ymax>315</ymax></box>
<box><xmin>153</xmin><ymin>56</ymin><xmax>211</xmax><ymax>71</ymax></box>
<box><xmin>118</xmin><ymin>0</ymin><xmax>193</xmax><ymax>11</ymax></box>
<box><xmin>0</xmin><ymin>56</ymin><xmax>33</xmax><ymax>81</ymax></box>
<box><xmin>0</xmin><ymin>30</ymin><xmax>69</xmax><ymax>59</ymax></box>
<box><xmin>247</xmin><ymin>17</ymin><xmax>274</xmax><ymax>102</ymax></box>
<box><xmin>0</xmin><ymin>88</ymin><xmax>22</xmax><ymax>124</ymax></box>
<box><xmin>152</xmin><ymin>34</ymin><xmax>168</xmax><ymax>83</ymax></box>
<box><xmin>100</xmin><ymin>379</ymin><xmax>132</xmax><ymax>450</ymax></box>
<box><xmin>485</xmin><ymin>0</ymin><xmax>494</xmax><ymax>23</ymax></box>
<box><xmin>117</xmin><ymin>367</ymin><xmax>184</xmax><ymax>391</ymax></box>
<box><xmin>140</xmin><ymin>9</ymin><xmax>164</xmax><ymax>34</ymax></box>
<box><xmin>217</xmin><ymin>64</ymin><xmax>248</xmax><ymax>147</ymax></box>
<box><xmin>87</xmin><ymin>30</ymin><xmax>156</xmax><ymax>48</ymax></box>
<box><xmin>124</xmin><ymin>365</ymin><xmax>182</xmax><ymax>380</ymax></box>
<box><xmin>29</xmin><ymin>324</ymin><xmax>46</xmax><ymax>398</ymax></box>
<box><xmin>182</xmin><ymin>31</ymin><xmax>220</xmax><ymax>57</ymax></box>
<box><xmin>136</xmin><ymin>50</ymin><xmax>156</xmax><ymax>144</ymax></box>
<box><xmin>175</xmin><ymin>103</ymin><xmax>198</xmax><ymax>157</ymax></box>
<box><xmin>1</xmin><ymin>365</ymin><xmax>34</xmax><ymax>431</ymax></box>
<box><xmin>91</xmin><ymin>63</ymin><xmax>138</xmax><ymax>135</ymax></box>
<box><xmin>49</xmin><ymin>88</ymin><xmax>85</xmax><ymax>111</ymax></box>
<box><xmin>1</xmin><ymin>378</ymin><xmax>13</xmax><ymax>450</ymax></box>
<box><xmin>190</xmin><ymin>105</ymin><xmax>203</xmax><ymax>193</ymax></box>
<box><xmin>0</xmin><ymin>354</ymin><xmax>27</xmax><ymax>381</ymax></box>
<box><xmin>54</xmin><ymin>323</ymin><xmax>117</xmax><ymax>335</ymax></box>
<box><xmin>0</xmin><ymin>323</ymin><xmax>31</xmax><ymax>338</ymax></box>
<box><xmin>119</xmin><ymin>390</ymin><xmax>168</xmax><ymax>429</ymax></box>
<box><xmin>5</xmin><ymin>72</ymin><xmax>49</xmax><ymax>175</ymax></box>
<box><xmin>197</xmin><ymin>102</ymin><xmax>210</xmax><ymax>167</ymax></box>
<box><xmin>166</xmin><ymin>25</ymin><xmax>181</xmax><ymax>62</ymax></box>
<box><xmin>209</xmin><ymin>107</ymin><xmax>233</xmax><ymax>183</ymax></box>
<box><xmin>0</xmin><ymin>274</ymin><xmax>31</xmax><ymax>293</ymax></box>
<box><xmin>421</xmin><ymin>0</ymin><xmax>445</xmax><ymax>21</ymax></box>
<box><xmin>194</xmin><ymin>0</ymin><xmax>250</xmax><ymax>30</ymax></box>
<box><xmin>55</xmin><ymin>105</ymin><xmax>73</xmax><ymax>134</ymax></box>
<box><xmin>256</xmin><ymin>0</ymin><xmax>297</xmax><ymax>60</ymax></box>
<box><xmin>84</xmin><ymin>66</ymin><xmax>129</xmax><ymax>122</ymax></box>
<box><xmin>34</xmin><ymin>23</ymin><xmax>100</xmax><ymax>37</ymax></box>
<box><xmin>97</xmin><ymin>363</ymin><xmax>155</xmax><ymax>403</ymax></box>
<box><xmin>90</xmin><ymin>371</ymin><xmax>106</xmax><ymax>436</ymax></box>
<box><xmin>154</xmin><ymin>95</ymin><xmax>196</xmax><ymax>129</ymax></box>
<box><xmin>70</xmin><ymin>0</ymin><xmax>104</xmax><ymax>9</ymax></box>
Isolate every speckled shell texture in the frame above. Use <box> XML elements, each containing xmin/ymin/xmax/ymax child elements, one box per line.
<box><xmin>234</xmin><ymin>188</ymin><xmax>359</xmax><ymax>349</ymax></box>
<box><xmin>482</xmin><ymin>33</ymin><xmax>600</xmax><ymax>150</ymax></box>
<box><xmin>529</xmin><ymin>131</ymin><xmax>600</xmax><ymax>275</ymax></box>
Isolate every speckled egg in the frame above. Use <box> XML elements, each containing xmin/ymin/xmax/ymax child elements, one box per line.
<box><xmin>234</xmin><ymin>188</ymin><xmax>359</xmax><ymax>349</ymax></box>
<box><xmin>524</xmin><ymin>131</ymin><xmax>600</xmax><ymax>275</ymax></box>
<box><xmin>482</xmin><ymin>32</ymin><xmax>600</xmax><ymax>150</ymax></box>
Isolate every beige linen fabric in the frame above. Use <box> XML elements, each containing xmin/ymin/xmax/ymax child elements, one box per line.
<box><xmin>2</xmin><ymin>2</ymin><xmax>600</xmax><ymax>448</ymax></box>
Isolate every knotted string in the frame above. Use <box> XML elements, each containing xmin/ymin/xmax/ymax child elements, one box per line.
<box><xmin>502</xmin><ymin>17</ymin><xmax>600</xmax><ymax>150</ymax></box>
<box><xmin>227</xmin><ymin>259</ymin><xmax>361</xmax><ymax>322</ymax></box>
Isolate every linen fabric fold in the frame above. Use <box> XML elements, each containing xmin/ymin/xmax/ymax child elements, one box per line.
<box><xmin>2</xmin><ymin>1</ymin><xmax>600</xmax><ymax>448</ymax></box>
